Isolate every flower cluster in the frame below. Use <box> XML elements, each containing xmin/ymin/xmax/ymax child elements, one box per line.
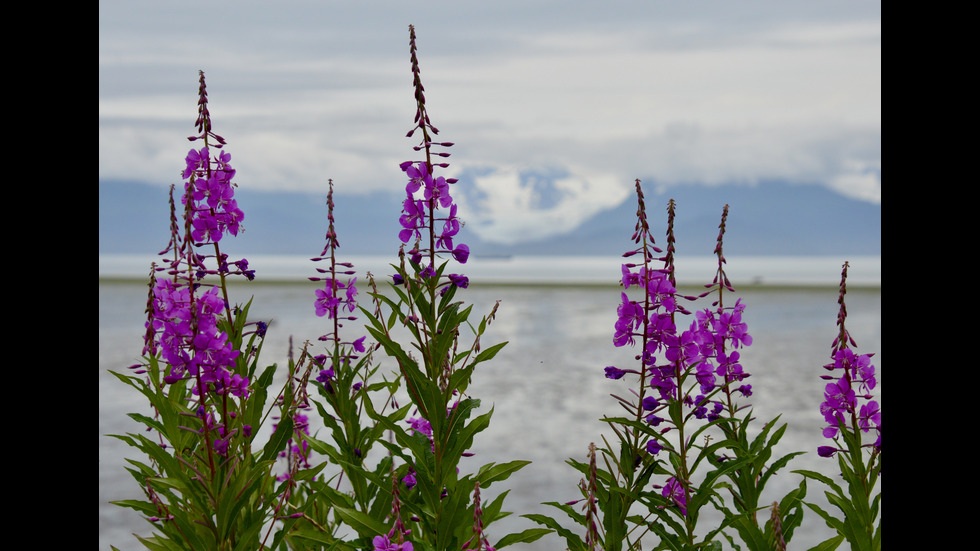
<box><xmin>310</xmin><ymin>180</ymin><xmax>369</xmax><ymax>386</ymax></box>
<box><xmin>398</xmin><ymin>161</ymin><xmax>469</xmax><ymax>263</ymax></box>
<box><xmin>661</xmin><ymin>477</ymin><xmax>688</xmax><ymax>516</ymax></box>
<box><xmin>314</xmin><ymin>277</ymin><xmax>358</xmax><ymax>319</ymax></box>
<box><xmin>396</xmin><ymin>25</ymin><xmax>469</xmax><ymax>292</ymax></box>
<box><xmin>818</xmin><ymin>261</ymin><xmax>880</xmax><ymax>457</ymax></box>
<box><xmin>373</xmin><ymin>534</ymin><xmax>413</xmax><ymax>551</ymax></box>
<box><xmin>608</xmin><ymin>189</ymin><xmax>755</xmax><ymax>448</ymax></box>
<box><xmin>147</xmin><ymin>279</ymin><xmax>244</xmax><ymax>396</ymax></box>
<box><xmin>181</xmin><ymin>146</ymin><xmax>244</xmax><ymax>244</ymax></box>
<box><xmin>180</xmin><ymin>72</ymin><xmax>244</xmax><ymax>247</ymax></box>
<box><xmin>135</xmin><ymin>71</ymin><xmax>258</xmax><ymax>467</ymax></box>
<box><xmin>687</xmin><ymin>298</ymin><xmax>754</xmax><ymax>410</ymax></box>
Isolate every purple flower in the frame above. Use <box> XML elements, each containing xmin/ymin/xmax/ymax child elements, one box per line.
<box><xmin>664</xmin><ymin>326</ymin><xmax>702</xmax><ymax>366</ymax></box>
<box><xmin>344</xmin><ymin>277</ymin><xmax>358</xmax><ymax>312</ymax></box>
<box><xmin>662</xmin><ymin>477</ymin><xmax>687</xmax><ymax>516</ymax></box>
<box><xmin>621</xmin><ymin>264</ymin><xmax>641</xmax><ymax>289</ymax></box>
<box><xmin>646</xmin><ymin>271</ymin><xmax>677</xmax><ymax>313</ymax></box>
<box><xmin>646</xmin><ymin>439</ymin><xmax>663</xmax><ymax>455</ymax></box>
<box><xmin>712</xmin><ymin>300</ymin><xmax>752</xmax><ymax>348</ymax></box>
<box><xmin>452</xmin><ymin>243</ymin><xmax>470</xmax><ymax>264</ymax></box>
<box><xmin>399</xmin><ymin>197</ymin><xmax>426</xmax><ymax>244</ymax></box>
<box><xmin>181</xmin><ymin>148</ymin><xmax>244</xmax><ymax>244</ymax></box>
<box><xmin>373</xmin><ymin>534</ymin><xmax>413</xmax><ymax>551</ymax></box>
<box><xmin>859</xmin><ymin>400</ymin><xmax>881</xmax><ymax>433</ymax></box>
<box><xmin>817</xmin><ymin>446</ymin><xmax>838</xmax><ymax>458</ymax></box>
<box><xmin>604</xmin><ymin>366</ymin><xmax>627</xmax><ymax>380</ymax></box>
<box><xmin>352</xmin><ymin>336</ymin><xmax>367</xmax><ymax>353</ymax></box>
<box><xmin>447</xmin><ymin>273</ymin><xmax>469</xmax><ymax>289</ymax></box>
<box><xmin>817</xmin><ymin>262</ymin><xmax>881</xmax><ymax>457</ymax></box>
<box><xmin>645</xmin><ymin>413</ymin><xmax>664</xmax><ymax>426</ymax></box>
<box><xmin>613</xmin><ymin>293</ymin><xmax>644</xmax><ymax>347</ymax></box>
<box><xmin>228</xmin><ymin>374</ymin><xmax>250</xmax><ymax>399</ymax></box>
<box><xmin>317</xmin><ymin>368</ymin><xmax>335</xmax><ymax>386</ymax></box>
<box><xmin>406</xmin><ymin>416</ymin><xmax>432</xmax><ymax>438</ymax></box>
<box><xmin>150</xmin><ymin>283</ymin><xmax>239</xmax><ymax>393</ymax></box>
<box><xmin>821</xmin><ymin>379</ymin><xmax>856</xmax><ymax>424</ymax></box>
<box><xmin>404</xmin><ymin>161</ymin><xmax>429</xmax><ymax>195</ymax></box>
<box><xmin>182</xmin><ymin>147</ymin><xmax>205</xmax><ymax>179</ymax></box>
<box><xmin>715</xmin><ymin>351</ymin><xmax>747</xmax><ymax>382</ymax></box>
<box><xmin>213</xmin><ymin>438</ymin><xmax>229</xmax><ymax>456</ymax></box>
<box><xmin>314</xmin><ymin>287</ymin><xmax>341</xmax><ymax>318</ymax></box>
<box><xmin>437</xmin><ymin>204</ymin><xmax>461</xmax><ymax>250</ymax></box>
<box><xmin>402</xmin><ymin>471</ymin><xmax>417</xmax><ymax>489</ymax></box>
<box><xmin>424</xmin><ymin>173</ymin><xmax>453</xmax><ymax>208</ymax></box>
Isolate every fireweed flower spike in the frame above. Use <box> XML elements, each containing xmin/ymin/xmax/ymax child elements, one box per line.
<box><xmin>354</xmin><ymin>26</ymin><xmax>529</xmax><ymax>551</ymax></box>
<box><xmin>552</xmin><ymin>184</ymin><xmax>795</xmax><ymax>550</ymax></box>
<box><xmin>399</xmin><ymin>25</ymin><xmax>467</xmax><ymax>280</ymax></box>
<box><xmin>112</xmin><ymin>72</ymin><xmax>300</xmax><ymax>551</ymax></box>
<box><xmin>147</xmin><ymin>71</ymin><xmax>252</xmax><ymax>429</ymax></box>
<box><xmin>818</xmin><ymin>261</ymin><xmax>880</xmax><ymax>452</ymax></box>
<box><xmin>692</xmin><ymin>204</ymin><xmax>754</xmax><ymax>418</ymax></box>
<box><xmin>310</xmin><ymin>180</ymin><xmax>365</xmax><ymax>362</ymax></box>
<box><xmin>796</xmin><ymin>261</ymin><xmax>881</xmax><ymax>550</ymax></box>
<box><xmin>560</xmin><ymin>181</ymin><xmax>697</xmax><ymax>548</ymax></box>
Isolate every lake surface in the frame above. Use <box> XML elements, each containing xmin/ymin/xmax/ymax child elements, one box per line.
<box><xmin>99</xmin><ymin>258</ymin><xmax>880</xmax><ymax>550</ymax></box>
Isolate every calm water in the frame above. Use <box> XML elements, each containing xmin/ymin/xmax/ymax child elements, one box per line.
<box><xmin>99</xmin><ymin>273</ymin><xmax>881</xmax><ymax>550</ymax></box>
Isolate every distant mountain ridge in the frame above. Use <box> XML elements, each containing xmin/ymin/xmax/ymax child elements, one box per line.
<box><xmin>99</xmin><ymin>179</ymin><xmax>880</xmax><ymax>257</ymax></box>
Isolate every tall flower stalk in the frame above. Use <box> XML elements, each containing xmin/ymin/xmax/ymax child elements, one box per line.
<box><xmin>273</xmin><ymin>178</ymin><xmax>409</xmax><ymax>549</ymax></box>
<box><xmin>111</xmin><ymin>71</ymin><xmax>301</xmax><ymax>551</ymax></box>
<box><xmin>531</xmin><ymin>181</ymin><xmax>809</xmax><ymax>551</ymax></box>
<box><xmin>703</xmin><ymin>208</ymin><xmax>807</xmax><ymax>551</ymax></box>
<box><xmin>357</xmin><ymin>24</ymin><xmax>542</xmax><ymax>551</ymax></box>
<box><xmin>796</xmin><ymin>261</ymin><xmax>881</xmax><ymax>551</ymax></box>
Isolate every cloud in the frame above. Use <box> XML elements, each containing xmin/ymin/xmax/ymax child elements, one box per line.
<box><xmin>99</xmin><ymin>0</ymin><xmax>881</xmax><ymax>228</ymax></box>
<box><xmin>827</xmin><ymin>161</ymin><xmax>881</xmax><ymax>204</ymax></box>
<box><xmin>452</xmin><ymin>165</ymin><xmax>631</xmax><ymax>245</ymax></box>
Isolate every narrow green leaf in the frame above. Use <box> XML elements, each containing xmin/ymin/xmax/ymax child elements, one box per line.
<box><xmin>473</xmin><ymin>341</ymin><xmax>507</xmax><ymax>364</ymax></box>
<box><xmin>261</xmin><ymin>416</ymin><xmax>293</xmax><ymax>462</ymax></box>
<box><xmin>334</xmin><ymin>505</ymin><xmax>390</xmax><ymax>538</ymax></box>
<box><xmin>494</xmin><ymin>528</ymin><xmax>553</xmax><ymax>548</ymax></box>
<box><xmin>477</xmin><ymin>460</ymin><xmax>531</xmax><ymax>487</ymax></box>
<box><xmin>809</xmin><ymin>534</ymin><xmax>846</xmax><ymax>551</ymax></box>
<box><xmin>522</xmin><ymin>513</ymin><xmax>586</xmax><ymax>551</ymax></box>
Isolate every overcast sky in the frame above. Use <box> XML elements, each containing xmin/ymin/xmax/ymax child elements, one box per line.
<box><xmin>99</xmin><ymin>1</ymin><xmax>880</xmax><ymax>245</ymax></box>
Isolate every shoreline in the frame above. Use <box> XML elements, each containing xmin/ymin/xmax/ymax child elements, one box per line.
<box><xmin>100</xmin><ymin>253</ymin><xmax>881</xmax><ymax>289</ymax></box>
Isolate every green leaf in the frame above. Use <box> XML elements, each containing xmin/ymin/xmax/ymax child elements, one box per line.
<box><xmin>794</xmin><ymin>469</ymin><xmax>844</xmax><ymax>497</ymax></box>
<box><xmin>808</xmin><ymin>534</ymin><xmax>845</xmax><ymax>551</ymax></box>
<box><xmin>133</xmin><ymin>535</ymin><xmax>184</xmax><ymax>551</ymax></box>
<box><xmin>261</xmin><ymin>416</ymin><xmax>293</xmax><ymax>462</ymax></box>
<box><xmin>110</xmin><ymin>499</ymin><xmax>160</xmax><ymax>517</ymax></box>
<box><xmin>473</xmin><ymin>341</ymin><xmax>507</xmax><ymax>365</ymax></box>
<box><xmin>494</xmin><ymin>528</ymin><xmax>553</xmax><ymax>548</ymax></box>
<box><xmin>334</xmin><ymin>505</ymin><xmax>390</xmax><ymax>538</ymax></box>
<box><xmin>476</xmin><ymin>460</ymin><xmax>531</xmax><ymax>488</ymax></box>
<box><xmin>522</xmin><ymin>513</ymin><xmax>586</xmax><ymax>551</ymax></box>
